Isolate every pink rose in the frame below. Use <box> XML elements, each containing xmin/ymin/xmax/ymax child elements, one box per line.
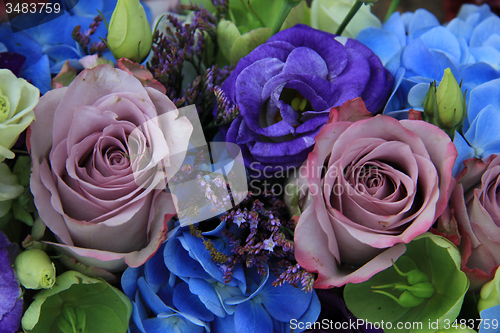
<box><xmin>30</xmin><ymin>65</ymin><xmax>192</xmax><ymax>271</ymax></box>
<box><xmin>439</xmin><ymin>156</ymin><xmax>500</xmax><ymax>289</ymax></box>
<box><xmin>294</xmin><ymin>108</ymin><xmax>456</xmax><ymax>288</ymax></box>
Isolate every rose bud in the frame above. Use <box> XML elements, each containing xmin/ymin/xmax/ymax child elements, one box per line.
<box><xmin>14</xmin><ymin>249</ymin><xmax>56</xmax><ymax>290</ymax></box>
<box><xmin>107</xmin><ymin>0</ymin><xmax>153</xmax><ymax>63</ymax></box>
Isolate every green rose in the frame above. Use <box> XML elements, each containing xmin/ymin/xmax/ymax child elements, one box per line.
<box><xmin>0</xmin><ymin>69</ymin><xmax>38</xmax><ymax>162</ymax></box>
<box><xmin>14</xmin><ymin>249</ymin><xmax>56</xmax><ymax>290</ymax></box>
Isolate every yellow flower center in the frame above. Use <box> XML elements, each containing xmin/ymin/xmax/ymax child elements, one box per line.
<box><xmin>0</xmin><ymin>94</ymin><xmax>10</xmax><ymax>123</ymax></box>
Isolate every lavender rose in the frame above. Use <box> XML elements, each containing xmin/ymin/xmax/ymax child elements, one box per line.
<box><xmin>30</xmin><ymin>65</ymin><xmax>192</xmax><ymax>271</ymax></box>
<box><xmin>439</xmin><ymin>155</ymin><xmax>500</xmax><ymax>288</ymax></box>
<box><xmin>294</xmin><ymin>110</ymin><xmax>456</xmax><ymax>288</ymax></box>
<box><xmin>219</xmin><ymin>24</ymin><xmax>393</xmax><ymax>176</ymax></box>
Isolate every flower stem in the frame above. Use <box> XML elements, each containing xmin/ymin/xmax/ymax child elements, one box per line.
<box><xmin>384</xmin><ymin>0</ymin><xmax>401</xmax><ymax>21</ymax></box>
<box><xmin>271</xmin><ymin>0</ymin><xmax>302</xmax><ymax>36</ymax></box>
<box><xmin>335</xmin><ymin>0</ymin><xmax>363</xmax><ymax>36</ymax></box>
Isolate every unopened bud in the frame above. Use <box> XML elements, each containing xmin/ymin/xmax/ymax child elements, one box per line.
<box><xmin>107</xmin><ymin>0</ymin><xmax>152</xmax><ymax>63</ymax></box>
<box><xmin>14</xmin><ymin>249</ymin><xmax>56</xmax><ymax>289</ymax></box>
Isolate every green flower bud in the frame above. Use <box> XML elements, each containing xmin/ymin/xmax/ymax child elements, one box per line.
<box><xmin>14</xmin><ymin>249</ymin><xmax>56</xmax><ymax>289</ymax></box>
<box><xmin>423</xmin><ymin>81</ymin><xmax>438</xmax><ymax>121</ymax></box>
<box><xmin>107</xmin><ymin>0</ymin><xmax>152</xmax><ymax>63</ymax></box>
<box><xmin>478</xmin><ymin>266</ymin><xmax>500</xmax><ymax>313</ymax></box>
<box><xmin>392</xmin><ymin>259</ymin><xmax>430</xmax><ymax>285</ymax></box>
<box><xmin>436</xmin><ymin>68</ymin><xmax>465</xmax><ymax>128</ymax></box>
<box><xmin>372</xmin><ymin>290</ymin><xmax>425</xmax><ymax>308</ymax></box>
<box><xmin>394</xmin><ymin>282</ymin><xmax>435</xmax><ymax>298</ymax></box>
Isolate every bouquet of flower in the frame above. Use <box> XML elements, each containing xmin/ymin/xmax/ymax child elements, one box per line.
<box><xmin>2</xmin><ymin>0</ymin><xmax>500</xmax><ymax>332</ymax></box>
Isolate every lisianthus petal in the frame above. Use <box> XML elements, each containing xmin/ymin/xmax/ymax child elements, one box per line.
<box><xmin>282</xmin><ymin>47</ymin><xmax>328</xmax><ymax>79</ymax></box>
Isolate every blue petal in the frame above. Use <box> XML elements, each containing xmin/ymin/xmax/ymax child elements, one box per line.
<box><xmin>402</xmin><ymin>39</ymin><xmax>440</xmax><ymax>79</ymax></box>
<box><xmin>133</xmin><ymin>291</ymin><xmax>148</xmax><ymax>333</ymax></box>
<box><xmin>179</xmin><ymin>232</ymin><xmax>234</xmax><ymax>283</ymax></box>
<box><xmin>406</xmin><ymin>9</ymin><xmax>440</xmax><ymax>38</ymax></box>
<box><xmin>69</xmin><ymin>0</ymin><xmax>105</xmax><ymax>16</ymax></box>
<box><xmin>259</xmin><ymin>279</ymin><xmax>312</xmax><ymax>322</ymax></box>
<box><xmin>293</xmin><ymin>291</ymin><xmax>321</xmax><ymax>333</ymax></box>
<box><xmin>470</xmin><ymin>16</ymin><xmax>500</xmax><ymax>47</ymax></box>
<box><xmin>137</xmin><ymin>277</ymin><xmax>175</xmax><ymax>315</ymax></box>
<box><xmin>479</xmin><ymin>305</ymin><xmax>500</xmax><ymax>333</ymax></box>
<box><xmin>145</xmin><ymin>243</ymin><xmax>169</xmax><ymax>286</ymax></box>
<box><xmin>407</xmin><ymin>82</ymin><xmax>430</xmax><ymax>109</ymax></box>
<box><xmin>0</xmin><ymin>25</ymin><xmax>43</xmax><ymax>67</ymax></box>
<box><xmin>225</xmin><ymin>266</ymin><xmax>269</xmax><ymax>306</ymax></box>
<box><xmin>20</xmin><ymin>54</ymin><xmax>51</xmax><ymax>94</ymax></box>
<box><xmin>420</xmin><ymin>26</ymin><xmax>461</xmax><ymax>65</ymax></box>
<box><xmin>469</xmin><ymin>46</ymin><xmax>500</xmax><ymax>69</ymax></box>
<box><xmin>142</xmin><ymin>316</ymin><xmax>206</xmax><ymax>333</ymax></box>
<box><xmin>447</xmin><ymin>17</ymin><xmax>473</xmax><ymax>42</ymax></box>
<box><xmin>188</xmin><ymin>278</ymin><xmax>226</xmax><ymax>317</ymax></box>
<box><xmin>467</xmin><ymin>78</ymin><xmax>500</xmax><ymax>126</ymax></box>
<box><xmin>173</xmin><ymin>282</ymin><xmax>215</xmax><ymax>322</ymax></box>
<box><xmin>460</xmin><ymin>62</ymin><xmax>500</xmax><ymax>97</ymax></box>
<box><xmin>122</xmin><ymin>266</ymin><xmax>144</xmax><ymax>299</ymax></box>
<box><xmin>234</xmin><ymin>301</ymin><xmax>273</xmax><ymax>333</ymax></box>
<box><xmin>466</xmin><ymin>105</ymin><xmax>500</xmax><ymax>153</ymax></box>
<box><xmin>163</xmin><ymin>237</ymin><xmax>211</xmax><ymax>280</ymax></box>
<box><xmin>211</xmin><ymin>315</ymin><xmax>236</xmax><ymax>333</ymax></box>
<box><xmin>382</xmin><ymin>12</ymin><xmax>406</xmax><ymax>47</ymax></box>
<box><xmin>356</xmin><ymin>28</ymin><xmax>402</xmax><ymax>66</ymax></box>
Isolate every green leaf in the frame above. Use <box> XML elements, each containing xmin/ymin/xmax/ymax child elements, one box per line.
<box><xmin>12</xmin><ymin>198</ymin><xmax>33</xmax><ymax>226</ymax></box>
<box><xmin>22</xmin><ymin>271</ymin><xmax>132</xmax><ymax>333</ymax></box>
<box><xmin>13</xmin><ymin>156</ymin><xmax>32</xmax><ymax>187</ymax></box>
<box><xmin>230</xmin><ymin>27</ymin><xmax>271</xmax><ymax>65</ymax></box>
<box><xmin>18</xmin><ymin>187</ymin><xmax>36</xmax><ymax>213</ymax></box>
<box><xmin>344</xmin><ymin>234</ymin><xmax>469</xmax><ymax>333</ymax></box>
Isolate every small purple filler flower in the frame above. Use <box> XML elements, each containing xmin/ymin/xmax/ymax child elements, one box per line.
<box><xmin>0</xmin><ymin>231</ymin><xmax>22</xmax><ymax>332</ymax></box>
<box><xmin>219</xmin><ymin>24</ymin><xmax>393</xmax><ymax>176</ymax></box>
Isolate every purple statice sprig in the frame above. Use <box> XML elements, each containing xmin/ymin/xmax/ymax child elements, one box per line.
<box><xmin>205</xmin><ymin>85</ymin><xmax>240</xmax><ymax>128</ymax></box>
<box><xmin>147</xmin><ymin>4</ymin><xmax>233</xmax><ymax>125</ymax></box>
<box><xmin>220</xmin><ymin>192</ymin><xmax>316</xmax><ymax>292</ymax></box>
<box><xmin>170</xmin><ymin>150</ymin><xmax>244</xmax><ymax>220</ymax></box>
<box><xmin>72</xmin><ymin>15</ymin><xmax>108</xmax><ymax>56</ymax></box>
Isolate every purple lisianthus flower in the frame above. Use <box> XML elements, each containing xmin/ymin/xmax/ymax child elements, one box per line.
<box><xmin>0</xmin><ymin>231</ymin><xmax>22</xmax><ymax>332</ymax></box>
<box><xmin>219</xmin><ymin>24</ymin><xmax>393</xmax><ymax>176</ymax></box>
